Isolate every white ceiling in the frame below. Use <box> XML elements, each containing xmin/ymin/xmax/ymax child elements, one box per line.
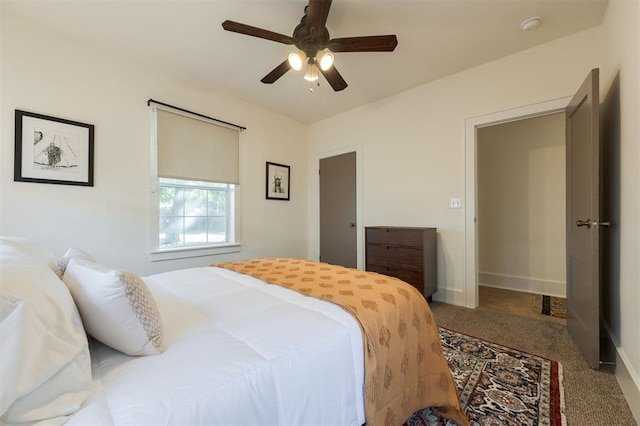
<box><xmin>2</xmin><ymin>0</ymin><xmax>608</xmax><ymax>124</ymax></box>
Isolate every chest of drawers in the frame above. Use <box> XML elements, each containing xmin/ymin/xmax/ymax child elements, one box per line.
<box><xmin>365</xmin><ymin>226</ymin><xmax>437</xmax><ymax>300</ymax></box>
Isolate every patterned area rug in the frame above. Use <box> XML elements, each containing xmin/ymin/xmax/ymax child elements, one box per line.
<box><xmin>405</xmin><ymin>328</ymin><xmax>566</xmax><ymax>426</ymax></box>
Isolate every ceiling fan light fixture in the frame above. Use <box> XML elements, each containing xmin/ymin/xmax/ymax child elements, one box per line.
<box><xmin>288</xmin><ymin>50</ymin><xmax>306</xmax><ymax>71</ymax></box>
<box><xmin>304</xmin><ymin>63</ymin><xmax>319</xmax><ymax>81</ymax></box>
<box><xmin>317</xmin><ymin>50</ymin><xmax>334</xmax><ymax>71</ymax></box>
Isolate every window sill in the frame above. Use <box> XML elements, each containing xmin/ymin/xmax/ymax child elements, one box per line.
<box><xmin>150</xmin><ymin>244</ymin><xmax>241</xmax><ymax>262</ymax></box>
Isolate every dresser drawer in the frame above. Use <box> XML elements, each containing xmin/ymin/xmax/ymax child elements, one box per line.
<box><xmin>366</xmin><ymin>244</ymin><xmax>423</xmax><ymax>271</ymax></box>
<box><xmin>366</xmin><ymin>265</ymin><xmax>424</xmax><ymax>293</ymax></box>
<box><xmin>365</xmin><ymin>227</ymin><xmax>424</xmax><ymax>247</ymax></box>
<box><xmin>365</xmin><ymin>226</ymin><xmax>437</xmax><ymax>299</ymax></box>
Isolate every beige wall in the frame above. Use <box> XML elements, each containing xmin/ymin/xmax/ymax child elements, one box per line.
<box><xmin>477</xmin><ymin>113</ymin><xmax>566</xmax><ymax>297</ymax></box>
<box><xmin>600</xmin><ymin>0</ymin><xmax>640</xmax><ymax>417</ymax></box>
<box><xmin>0</xmin><ymin>11</ymin><xmax>309</xmax><ymax>275</ymax></box>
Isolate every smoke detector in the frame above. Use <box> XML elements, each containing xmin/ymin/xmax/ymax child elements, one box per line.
<box><xmin>521</xmin><ymin>16</ymin><xmax>542</xmax><ymax>31</ymax></box>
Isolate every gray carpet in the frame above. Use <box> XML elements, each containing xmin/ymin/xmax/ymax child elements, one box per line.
<box><xmin>429</xmin><ymin>302</ymin><xmax>637</xmax><ymax>426</ymax></box>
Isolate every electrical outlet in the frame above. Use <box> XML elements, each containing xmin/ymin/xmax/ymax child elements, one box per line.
<box><xmin>450</xmin><ymin>198</ymin><xmax>462</xmax><ymax>209</ymax></box>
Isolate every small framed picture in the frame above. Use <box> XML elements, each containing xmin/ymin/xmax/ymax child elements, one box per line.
<box><xmin>266</xmin><ymin>161</ymin><xmax>290</xmax><ymax>200</ymax></box>
<box><xmin>14</xmin><ymin>109</ymin><xmax>94</xmax><ymax>186</ymax></box>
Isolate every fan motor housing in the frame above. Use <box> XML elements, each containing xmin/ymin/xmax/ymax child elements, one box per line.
<box><xmin>293</xmin><ymin>16</ymin><xmax>330</xmax><ymax>59</ymax></box>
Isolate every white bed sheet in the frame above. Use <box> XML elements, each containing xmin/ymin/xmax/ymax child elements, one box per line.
<box><xmin>67</xmin><ymin>266</ymin><xmax>365</xmax><ymax>425</ymax></box>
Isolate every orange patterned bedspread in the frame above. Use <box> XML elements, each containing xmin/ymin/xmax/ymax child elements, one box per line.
<box><xmin>214</xmin><ymin>258</ymin><xmax>468</xmax><ymax>426</ymax></box>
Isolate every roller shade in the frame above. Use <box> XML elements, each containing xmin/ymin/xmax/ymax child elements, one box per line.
<box><xmin>156</xmin><ymin>108</ymin><xmax>239</xmax><ymax>185</ymax></box>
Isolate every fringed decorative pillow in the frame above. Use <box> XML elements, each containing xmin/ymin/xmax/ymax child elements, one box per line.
<box><xmin>62</xmin><ymin>259</ymin><xmax>163</xmax><ymax>356</ymax></box>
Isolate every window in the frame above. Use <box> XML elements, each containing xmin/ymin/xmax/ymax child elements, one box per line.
<box><xmin>150</xmin><ymin>104</ymin><xmax>241</xmax><ymax>260</ymax></box>
<box><xmin>159</xmin><ymin>178</ymin><xmax>235</xmax><ymax>249</ymax></box>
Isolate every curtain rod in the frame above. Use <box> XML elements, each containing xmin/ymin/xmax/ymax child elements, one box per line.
<box><xmin>147</xmin><ymin>99</ymin><xmax>247</xmax><ymax>131</ymax></box>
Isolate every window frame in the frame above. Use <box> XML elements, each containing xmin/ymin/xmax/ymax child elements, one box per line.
<box><xmin>149</xmin><ymin>106</ymin><xmax>241</xmax><ymax>262</ymax></box>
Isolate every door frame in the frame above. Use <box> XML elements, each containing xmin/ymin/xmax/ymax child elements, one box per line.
<box><xmin>313</xmin><ymin>144</ymin><xmax>363</xmax><ymax>269</ymax></box>
<box><xmin>464</xmin><ymin>97</ymin><xmax>572</xmax><ymax>308</ymax></box>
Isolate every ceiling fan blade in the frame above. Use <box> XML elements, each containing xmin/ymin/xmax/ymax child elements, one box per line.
<box><xmin>328</xmin><ymin>35</ymin><xmax>398</xmax><ymax>52</ymax></box>
<box><xmin>319</xmin><ymin>65</ymin><xmax>347</xmax><ymax>92</ymax></box>
<box><xmin>306</xmin><ymin>0</ymin><xmax>332</xmax><ymax>37</ymax></box>
<box><xmin>261</xmin><ymin>60</ymin><xmax>292</xmax><ymax>84</ymax></box>
<box><xmin>222</xmin><ymin>20</ymin><xmax>295</xmax><ymax>45</ymax></box>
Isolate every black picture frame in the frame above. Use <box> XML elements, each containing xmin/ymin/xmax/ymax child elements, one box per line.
<box><xmin>265</xmin><ymin>161</ymin><xmax>290</xmax><ymax>200</ymax></box>
<box><xmin>14</xmin><ymin>109</ymin><xmax>94</xmax><ymax>186</ymax></box>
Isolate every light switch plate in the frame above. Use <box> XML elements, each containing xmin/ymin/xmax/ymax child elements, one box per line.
<box><xmin>450</xmin><ymin>198</ymin><xmax>462</xmax><ymax>208</ymax></box>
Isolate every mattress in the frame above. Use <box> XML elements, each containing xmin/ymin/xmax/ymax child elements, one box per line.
<box><xmin>67</xmin><ymin>266</ymin><xmax>365</xmax><ymax>425</ymax></box>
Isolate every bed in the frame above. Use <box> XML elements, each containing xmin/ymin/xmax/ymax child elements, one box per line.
<box><xmin>0</xmin><ymin>238</ymin><xmax>467</xmax><ymax>426</ymax></box>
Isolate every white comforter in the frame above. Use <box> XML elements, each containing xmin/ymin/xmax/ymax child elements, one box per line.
<box><xmin>67</xmin><ymin>267</ymin><xmax>365</xmax><ymax>425</ymax></box>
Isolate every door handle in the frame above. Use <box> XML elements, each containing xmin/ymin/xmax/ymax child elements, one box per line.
<box><xmin>576</xmin><ymin>219</ymin><xmax>592</xmax><ymax>228</ymax></box>
<box><xmin>576</xmin><ymin>219</ymin><xmax>611</xmax><ymax>229</ymax></box>
<box><xmin>348</xmin><ymin>222</ymin><xmax>356</xmax><ymax>228</ymax></box>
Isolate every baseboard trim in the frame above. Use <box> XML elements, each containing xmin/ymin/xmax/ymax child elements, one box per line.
<box><xmin>432</xmin><ymin>286</ymin><xmax>466</xmax><ymax>307</ymax></box>
<box><xmin>603</xmin><ymin>321</ymin><xmax>640</xmax><ymax>423</ymax></box>
<box><xmin>615</xmin><ymin>348</ymin><xmax>640</xmax><ymax>422</ymax></box>
<box><xmin>479</xmin><ymin>271</ymin><xmax>566</xmax><ymax>298</ymax></box>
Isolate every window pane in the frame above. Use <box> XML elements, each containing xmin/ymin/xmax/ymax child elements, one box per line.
<box><xmin>160</xmin><ymin>216</ymin><xmax>184</xmax><ymax>248</ymax></box>
<box><xmin>184</xmin><ymin>217</ymin><xmax>208</xmax><ymax>245</ymax></box>
<box><xmin>208</xmin><ymin>216</ymin><xmax>227</xmax><ymax>243</ymax></box>
<box><xmin>160</xmin><ymin>187</ymin><xmax>184</xmax><ymax>216</ymax></box>
<box><xmin>157</xmin><ymin>178</ymin><xmax>234</xmax><ymax>251</ymax></box>
<box><xmin>208</xmin><ymin>189</ymin><xmax>226</xmax><ymax>214</ymax></box>
<box><xmin>184</xmin><ymin>189</ymin><xmax>207</xmax><ymax>216</ymax></box>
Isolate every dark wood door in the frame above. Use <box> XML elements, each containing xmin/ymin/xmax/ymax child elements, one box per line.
<box><xmin>566</xmin><ymin>68</ymin><xmax>601</xmax><ymax>369</ymax></box>
<box><xmin>319</xmin><ymin>152</ymin><xmax>357</xmax><ymax>268</ymax></box>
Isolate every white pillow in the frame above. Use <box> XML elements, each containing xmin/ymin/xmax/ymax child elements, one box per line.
<box><xmin>63</xmin><ymin>259</ymin><xmax>163</xmax><ymax>356</ymax></box>
<box><xmin>0</xmin><ymin>242</ymin><xmax>91</xmax><ymax>424</ymax></box>
<box><xmin>51</xmin><ymin>247</ymin><xmax>95</xmax><ymax>279</ymax></box>
<box><xmin>0</xmin><ymin>236</ymin><xmax>55</xmax><ymax>266</ymax></box>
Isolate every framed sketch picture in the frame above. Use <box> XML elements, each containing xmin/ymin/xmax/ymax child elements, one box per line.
<box><xmin>266</xmin><ymin>161</ymin><xmax>290</xmax><ymax>200</ymax></box>
<box><xmin>14</xmin><ymin>109</ymin><xmax>94</xmax><ymax>186</ymax></box>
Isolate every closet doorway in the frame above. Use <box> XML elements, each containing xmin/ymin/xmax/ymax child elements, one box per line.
<box><xmin>476</xmin><ymin>113</ymin><xmax>567</xmax><ymax>316</ymax></box>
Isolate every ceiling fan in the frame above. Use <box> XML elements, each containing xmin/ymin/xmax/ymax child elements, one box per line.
<box><xmin>222</xmin><ymin>0</ymin><xmax>398</xmax><ymax>91</ymax></box>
